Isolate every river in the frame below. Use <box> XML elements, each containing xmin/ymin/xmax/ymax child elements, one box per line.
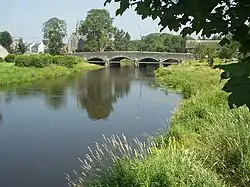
<box><xmin>0</xmin><ymin>67</ymin><xmax>182</xmax><ymax>187</ymax></box>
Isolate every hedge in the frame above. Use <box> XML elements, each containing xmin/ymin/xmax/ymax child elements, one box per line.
<box><xmin>0</xmin><ymin>57</ymin><xmax>4</xmax><ymax>62</ymax></box>
<box><xmin>52</xmin><ymin>55</ymin><xmax>83</xmax><ymax>68</ymax></box>
<box><xmin>4</xmin><ymin>54</ymin><xmax>17</xmax><ymax>62</ymax></box>
<box><xmin>14</xmin><ymin>54</ymin><xmax>84</xmax><ymax>68</ymax></box>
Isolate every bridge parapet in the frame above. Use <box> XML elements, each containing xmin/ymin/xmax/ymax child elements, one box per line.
<box><xmin>71</xmin><ymin>51</ymin><xmax>196</xmax><ymax>62</ymax></box>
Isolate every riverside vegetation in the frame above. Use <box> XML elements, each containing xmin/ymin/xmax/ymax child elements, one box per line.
<box><xmin>68</xmin><ymin>60</ymin><xmax>250</xmax><ymax>187</ymax></box>
<box><xmin>0</xmin><ymin>54</ymin><xmax>100</xmax><ymax>86</ymax></box>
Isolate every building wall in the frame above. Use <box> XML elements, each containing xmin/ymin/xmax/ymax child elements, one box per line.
<box><xmin>38</xmin><ymin>43</ymin><xmax>45</xmax><ymax>53</ymax></box>
<box><xmin>67</xmin><ymin>33</ymin><xmax>79</xmax><ymax>53</ymax></box>
<box><xmin>0</xmin><ymin>45</ymin><xmax>9</xmax><ymax>58</ymax></box>
<box><xmin>30</xmin><ymin>45</ymin><xmax>38</xmax><ymax>53</ymax></box>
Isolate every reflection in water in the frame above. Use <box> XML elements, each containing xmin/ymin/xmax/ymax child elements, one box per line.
<box><xmin>76</xmin><ymin>68</ymin><xmax>133</xmax><ymax>120</ymax></box>
<box><xmin>44</xmin><ymin>81</ymin><xmax>68</xmax><ymax>110</ymax></box>
<box><xmin>0</xmin><ymin>68</ymin><xmax>157</xmax><ymax>120</ymax></box>
<box><xmin>0</xmin><ymin>111</ymin><xmax>2</xmax><ymax>124</ymax></box>
<box><xmin>0</xmin><ymin>67</ymin><xmax>182</xmax><ymax>187</ymax></box>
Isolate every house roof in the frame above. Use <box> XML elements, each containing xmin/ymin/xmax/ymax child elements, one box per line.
<box><xmin>26</xmin><ymin>43</ymin><xmax>32</xmax><ymax>48</ymax></box>
<box><xmin>30</xmin><ymin>43</ymin><xmax>40</xmax><ymax>48</ymax></box>
<box><xmin>186</xmin><ymin>40</ymin><xmax>221</xmax><ymax>49</ymax></box>
<box><xmin>0</xmin><ymin>44</ymin><xmax>9</xmax><ymax>58</ymax></box>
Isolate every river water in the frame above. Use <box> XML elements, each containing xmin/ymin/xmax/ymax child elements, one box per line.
<box><xmin>0</xmin><ymin>67</ymin><xmax>182</xmax><ymax>187</ymax></box>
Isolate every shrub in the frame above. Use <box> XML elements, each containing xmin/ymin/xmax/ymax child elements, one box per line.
<box><xmin>15</xmin><ymin>55</ymin><xmax>33</xmax><ymax>67</ymax></box>
<box><xmin>52</xmin><ymin>55</ymin><xmax>83</xmax><ymax>68</ymax></box>
<box><xmin>15</xmin><ymin>54</ymin><xmax>53</xmax><ymax>68</ymax></box>
<box><xmin>34</xmin><ymin>54</ymin><xmax>53</xmax><ymax>67</ymax></box>
<box><xmin>15</xmin><ymin>54</ymin><xmax>84</xmax><ymax>68</ymax></box>
<box><xmin>4</xmin><ymin>54</ymin><xmax>17</xmax><ymax>62</ymax></box>
<box><xmin>0</xmin><ymin>57</ymin><xmax>4</xmax><ymax>62</ymax></box>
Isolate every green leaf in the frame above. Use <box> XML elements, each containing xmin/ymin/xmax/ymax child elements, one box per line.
<box><xmin>219</xmin><ymin>38</ymin><xmax>230</xmax><ymax>46</ymax></box>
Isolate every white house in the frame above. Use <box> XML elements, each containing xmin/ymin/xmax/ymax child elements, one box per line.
<box><xmin>38</xmin><ymin>42</ymin><xmax>45</xmax><ymax>53</ymax></box>
<box><xmin>26</xmin><ymin>42</ymin><xmax>46</xmax><ymax>54</ymax></box>
<box><xmin>0</xmin><ymin>44</ymin><xmax>8</xmax><ymax>58</ymax></box>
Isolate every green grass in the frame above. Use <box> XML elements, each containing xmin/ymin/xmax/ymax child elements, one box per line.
<box><xmin>69</xmin><ymin>61</ymin><xmax>250</xmax><ymax>187</ymax></box>
<box><xmin>0</xmin><ymin>62</ymin><xmax>101</xmax><ymax>86</ymax></box>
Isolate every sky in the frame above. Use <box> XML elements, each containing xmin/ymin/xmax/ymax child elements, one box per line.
<box><xmin>0</xmin><ymin>0</ymin><xmax>179</xmax><ymax>43</ymax></box>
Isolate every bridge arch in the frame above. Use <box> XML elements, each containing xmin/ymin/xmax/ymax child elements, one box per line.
<box><xmin>139</xmin><ymin>57</ymin><xmax>159</xmax><ymax>62</ymax></box>
<box><xmin>87</xmin><ymin>57</ymin><xmax>105</xmax><ymax>66</ymax></box>
<box><xmin>162</xmin><ymin>59</ymin><xmax>179</xmax><ymax>67</ymax></box>
<box><xmin>138</xmin><ymin>57</ymin><xmax>160</xmax><ymax>68</ymax></box>
<box><xmin>109</xmin><ymin>56</ymin><xmax>132</xmax><ymax>62</ymax></box>
<box><xmin>163</xmin><ymin>59</ymin><xmax>179</xmax><ymax>63</ymax></box>
<box><xmin>109</xmin><ymin>56</ymin><xmax>133</xmax><ymax>67</ymax></box>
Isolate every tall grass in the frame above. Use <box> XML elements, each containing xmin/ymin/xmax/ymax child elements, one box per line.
<box><xmin>154</xmin><ymin>64</ymin><xmax>250</xmax><ymax>186</ymax></box>
<box><xmin>68</xmin><ymin>62</ymin><xmax>250</xmax><ymax>187</ymax></box>
<box><xmin>0</xmin><ymin>62</ymin><xmax>101</xmax><ymax>86</ymax></box>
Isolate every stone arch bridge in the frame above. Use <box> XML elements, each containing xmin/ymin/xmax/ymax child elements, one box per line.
<box><xmin>71</xmin><ymin>51</ymin><xmax>196</xmax><ymax>67</ymax></box>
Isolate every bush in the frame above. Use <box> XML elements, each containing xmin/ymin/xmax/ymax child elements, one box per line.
<box><xmin>52</xmin><ymin>55</ymin><xmax>83</xmax><ymax>68</ymax></box>
<box><xmin>0</xmin><ymin>57</ymin><xmax>4</xmax><ymax>62</ymax></box>
<box><xmin>15</xmin><ymin>54</ymin><xmax>53</xmax><ymax>68</ymax></box>
<box><xmin>4</xmin><ymin>54</ymin><xmax>17</xmax><ymax>62</ymax></box>
<box><xmin>15</xmin><ymin>54</ymin><xmax>83</xmax><ymax>68</ymax></box>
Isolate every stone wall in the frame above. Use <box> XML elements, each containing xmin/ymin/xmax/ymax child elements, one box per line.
<box><xmin>71</xmin><ymin>51</ymin><xmax>196</xmax><ymax>62</ymax></box>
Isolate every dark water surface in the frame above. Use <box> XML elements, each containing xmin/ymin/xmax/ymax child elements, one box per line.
<box><xmin>0</xmin><ymin>68</ymin><xmax>182</xmax><ymax>187</ymax></box>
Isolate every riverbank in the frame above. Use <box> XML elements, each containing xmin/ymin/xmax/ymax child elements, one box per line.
<box><xmin>0</xmin><ymin>62</ymin><xmax>101</xmax><ymax>86</ymax></box>
<box><xmin>76</xmin><ymin>62</ymin><xmax>250</xmax><ymax>187</ymax></box>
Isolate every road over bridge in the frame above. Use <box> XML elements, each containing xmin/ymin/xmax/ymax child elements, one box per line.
<box><xmin>71</xmin><ymin>51</ymin><xmax>196</xmax><ymax>67</ymax></box>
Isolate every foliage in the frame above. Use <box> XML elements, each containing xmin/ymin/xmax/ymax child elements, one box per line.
<box><xmin>120</xmin><ymin>58</ymin><xmax>134</xmax><ymax>66</ymax></box>
<box><xmin>126</xmin><ymin>33</ymin><xmax>186</xmax><ymax>52</ymax></box>
<box><xmin>79</xmin><ymin>9</ymin><xmax>115</xmax><ymax>51</ymax></box>
<box><xmin>0</xmin><ymin>57</ymin><xmax>4</xmax><ymax>62</ymax></box>
<box><xmin>155</xmin><ymin>65</ymin><xmax>250</xmax><ymax>186</ymax></box>
<box><xmin>0</xmin><ymin>31</ymin><xmax>13</xmax><ymax>51</ymax></box>
<box><xmin>0</xmin><ymin>63</ymin><xmax>70</xmax><ymax>85</ymax></box>
<box><xmin>15</xmin><ymin>54</ymin><xmax>53</xmax><ymax>68</ymax></box>
<box><xmin>15</xmin><ymin>54</ymin><xmax>84</xmax><ymax>68</ymax></box>
<box><xmin>89</xmin><ymin>146</ymin><xmax>226</xmax><ymax>187</ymax></box>
<box><xmin>13</xmin><ymin>38</ymin><xmax>27</xmax><ymax>54</ymax></box>
<box><xmin>4</xmin><ymin>54</ymin><xmax>17</xmax><ymax>62</ymax></box>
<box><xmin>127</xmin><ymin>40</ymin><xmax>141</xmax><ymax>51</ymax></box>
<box><xmin>214</xmin><ymin>62</ymin><xmax>250</xmax><ymax>109</ymax></box>
<box><xmin>42</xmin><ymin>17</ymin><xmax>67</xmax><ymax>55</ymax></box>
<box><xmin>0</xmin><ymin>62</ymin><xmax>101</xmax><ymax>86</ymax></box>
<box><xmin>52</xmin><ymin>55</ymin><xmax>83</xmax><ymax>68</ymax></box>
<box><xmin>163</xmin><ymin>34</ymin><xmax>186</xmax><ymax>52</ymax></box>
<box><xmin>104</xmin><ymin>0</ymin><xmax>250</xmax><ymax>54</ymax></box>
<box><xmin>218</xmin><ymin>40</ymin><xmax>240</xmax><ymax>59</ymax></box>
<box><xmin>141</xmin><ymin>33</ymin><xmax>165</xmax><ymax>52</ymax></box>
<box><xmin>193</xmin><ymin>44</ymin><xmax>217</xmax><ymax>66</ymax></box>
<box><xmin>114</xmin><ymin>28</ymin><xmax>131</xmax><ymax>51</ymax></box>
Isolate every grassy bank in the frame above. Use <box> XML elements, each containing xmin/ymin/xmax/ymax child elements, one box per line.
<box><xmin>71</xmin><ymin>62</ymin><xmax>250</xmax><ymax>187</ymax></box>
<box><xmin>0</xmin><ymin>62</ymin><xmax>101</xmax><ymax>86</ymax></box>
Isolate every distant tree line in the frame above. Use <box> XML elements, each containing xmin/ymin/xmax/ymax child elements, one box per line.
<box><xmin>0</xmin><ymin>31</ymin><xmax>27</xmax><ymax>54</ymax></box>
<box><xmin>0</xmin><ymin>8</ymin><xmax>240</xmax><ymax>59</ymax></box>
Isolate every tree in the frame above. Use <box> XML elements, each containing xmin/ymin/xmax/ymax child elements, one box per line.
<box><xmin>114</xmin><ymin>28</ymin><xmax>131</xmax><ymax>51</ymax></box>
<box><xmin>104</xmin><ymin>0</ymin><xmax>250</xmax><ymax>110</ymax></box>
<box><xmin>104</xmin><ymin>0</ymin><xmax>250</xmax><ymax>54</ymax></box>
<box><xmin>42</xmin><ymin>17</ymin><xmax>67</xmax><ymax>55</ymax></box>
<box><xmin>218</xmin><ymin>40</ymin><xmax>240</xmax><ymax>59</ymax></box>
<box><xmin>129</xmin><ymin>33</ymin><xmax>186</xmax><ymax>52</ymax></box>
<box><xmin>163</xmin><ymin>34</ymin><xmax>186</xmax><ymax>52</ymax></box>
<box><xmin>0</xmin><ymin>31</ymin><xmax>12</xmax><ymax>51</ymax></box>
<box><xmin>79</xmin><ymin>9</ymin><xmax>115</xmax><ymax>51</ymax></box>
<box><xmin>13</xmin><ymin>38</ymin><xmax>27</xmax><ymax>54</ymax></box>
<box><xmin>127</xmin><ymin>40</ymin><xmax>141</xmax><ymax>51</ymax></box>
